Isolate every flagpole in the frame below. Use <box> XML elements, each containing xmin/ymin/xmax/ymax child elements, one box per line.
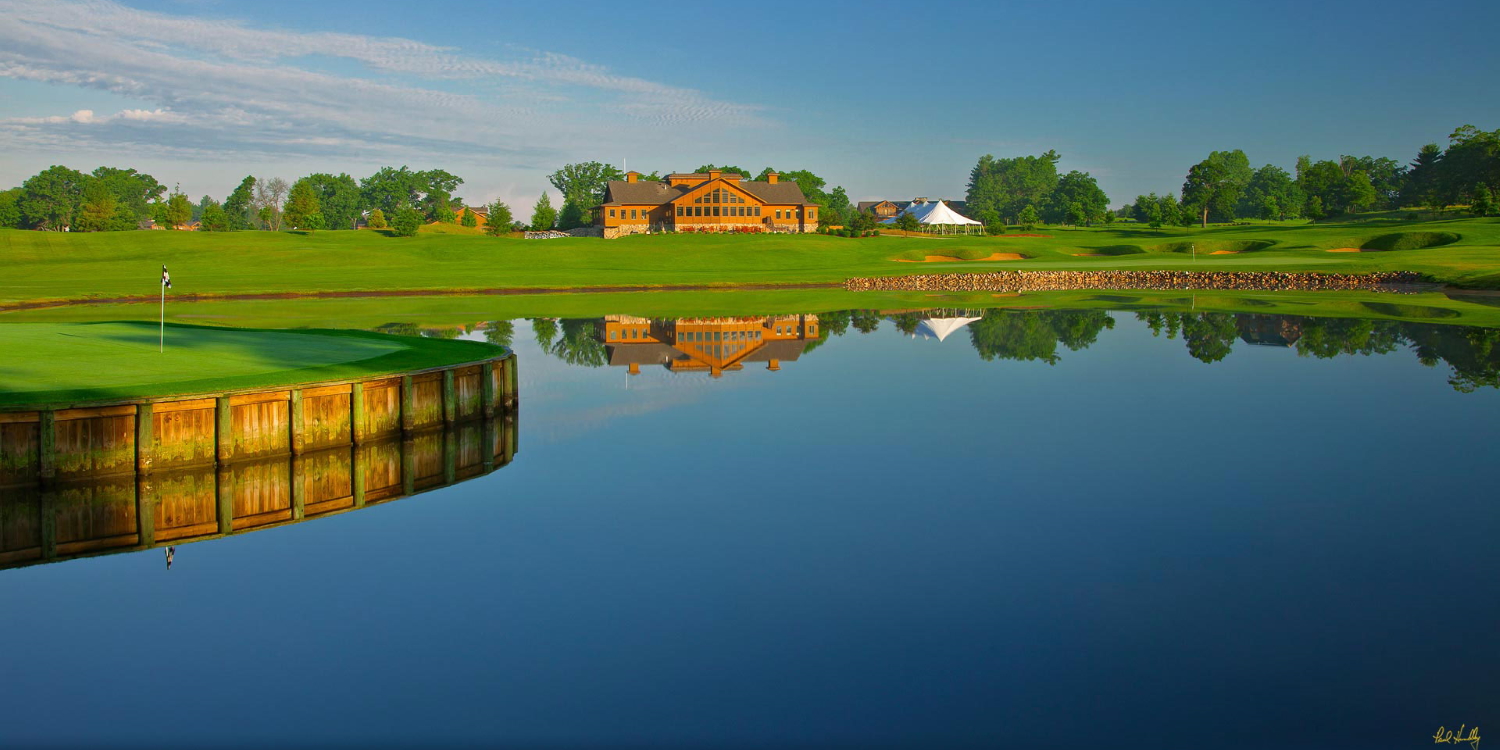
<box><xmin>160</xmin><ymin>280</ymin><xmax>164</xmax><ymax>353</ymax></box>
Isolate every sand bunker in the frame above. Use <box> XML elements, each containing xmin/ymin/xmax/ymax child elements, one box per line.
<box><xmin>1209</xmin><ymin>250</ymin><xmax>1239</xmax><ymax>255</ymax></box>
<box><xmin>1327</xmin><ymin>247</ymin><xmax>1375</xmax><ymax>253</ymax></box>
<box><xmin>899</xmin><ymin>252</ymin><xmax>1027</xmax><ymax>263</ymax></box>
<box><xmin>1072</xmin><ymin>253</ymin><xmax>1102</xmax><ymax>257</ymax></box>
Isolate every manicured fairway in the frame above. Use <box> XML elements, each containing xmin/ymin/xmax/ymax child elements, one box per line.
<box><xmin>2</xmin><ymin>216</ymin><xmax>1499</xmax><ymax>310</ymax></box>
<box><xmin>0</xmin><ymin>322</ymin><xmax>503</xmax><ymax>407</ymax></box>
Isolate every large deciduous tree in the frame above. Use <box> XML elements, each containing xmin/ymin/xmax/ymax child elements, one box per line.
<box><xmin>549</xmin><ymin>162</ymin><xmax>623</xmax><ymax>229</ymax></box>
<box><xmin>1044</xmin><ymin>171</ymin><xmax>1109</xmax><ymax>225</ymax></box>
<box><xmin>1181</xmin><ymin>149</ymin><xmax>1251</xmax><ymax>227</ymax></box>
<box><xmin>19</xmin><ymin>165</ymin><xmax>89</xmax><ymax>230</ymax></box>
<box><xmin>965</xmin><ymin>151</ymin><xmax>1061</xmax><ymax>223</ymax></box>
<box><xmin>223</xmin><ymin>175</ymin><xmax>257</xmax><ymax>230</ymax></box>
<box><xmin>1400</xmin><ymin>144</ymin><xmax>1444</xmax><ymax>208</ymax></box>
<box><xmin>254</xmin><ymin>177</ymin><xmax>289</xmax><ymax>230</ymax></box>
<box><xmin>1239</xmin><ymin>165</ymin><xmax>1303</xmax><ymax>220</ymax></box>
<box><xmin>283</xmin><ymin>179</ymin><xmax>322</xmax><ymax>230</ymax></box>
<box><xmin>295</xmin><ymin>173</ymin><xmax>361</xmax><ymax>229</ymax></box>
<box><xmin>0</xmin><ymin>188</ymin><xmax>22</xmax><ymax>228</ymax></box>
<box><xmin>90</xmin><ymin>167</ymin><xmax>164</xmax><ymax>222</ymax></box>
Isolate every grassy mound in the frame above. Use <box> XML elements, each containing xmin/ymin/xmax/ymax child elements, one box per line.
<box><xmin>893</xmin><ymin>247</ymin><xmax>1023</xmax><ymax>262</ymax></box>
<box><xmin>1145</xmin><ymin>240</ymin><xmax>1277</xmax><ymax>254</ymax></box>
<box><xmin>1360</xmin><ymin>232</ymin><xmax>1460</xmax><ymax>251</ymax></box>
<box><xmin>0</xmin><ymin>322</ymin><xmax>503</xmax><ymax>407</ymax></box>
<box><xmin>1089</xmin><ymin>245</ymin><xmax>1146</xmax><ymax>256</ymax></box>
<box><xmin>1361</xmin><ymin>302</ymin><xmax>1461</xmax><ymax>319</ymax></box>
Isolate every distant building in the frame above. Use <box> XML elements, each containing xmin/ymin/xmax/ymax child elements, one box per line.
<box><xmin>593</xmin><ymin>170</ymin><xmax>819</xmax><ymax>238</ymax></box>
<box><xmin>859</xmin><ymin>197</ymin><xmax>970</xmax><ymax>218</ymax></box>
<box><xmin>601</xmin><ymin>314</ymin><xmax>820</xmax><ymax>377</ymax></box>
<box><xmin>453</xmin><ymin>206</ymin><xmax>488</xmax><ymax>226</ymax></box>
<box><xmin>1236</xmin><ymin>315</ymin><xmax>1304</xmax><ymax>347</ymax></box>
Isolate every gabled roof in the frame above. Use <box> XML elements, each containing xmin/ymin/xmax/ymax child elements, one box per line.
<box><xmin>599</xmin><ymin>180</ymin><xmax>689</xmax><ymax>207</ymax></box>
<box><xmin>599</xmin><ymin>177</ymin><xmax>815</xmax><ymax>207</ymax></box>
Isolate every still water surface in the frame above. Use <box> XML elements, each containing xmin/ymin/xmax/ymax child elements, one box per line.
<box><xmin>2</xmin><ymin>307</ymin><xmax>1497</xmax><ymax>748</ymax></box>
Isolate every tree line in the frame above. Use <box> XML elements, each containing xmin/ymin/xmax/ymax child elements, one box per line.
<box><xmin>0</xmin><ymin>165</ymin><xmax>518</xmax><ymax>238</ymax></box>
<box><xmin>1127</xmin><ymin>124</ymin><xmax>1499</xmax><ymax>228</ymax></box>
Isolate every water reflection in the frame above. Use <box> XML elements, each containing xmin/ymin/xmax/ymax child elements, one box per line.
<box><xmin>458</xmin><ymin>309</ymin><xmax>1499</xmax><ymax>392</ymax></box>
<box><xmin>0</xmin><ymin>418</ymin><xmax>516</xmax><ymax>571</ymax></box>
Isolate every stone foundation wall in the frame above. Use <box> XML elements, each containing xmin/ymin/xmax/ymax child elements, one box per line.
<box><xmin>599</xmin><ymin>222</ymin><xmax>818</xmax><ymax>238</ymax></box>
<box><xmin>845</xmin><ymin>270</ymin><xmax>1424</xmax><ymax>293</ymax></box>
<box><xmin>569</xmin><ymin>227</ymin><xmax>603</xmax><ymax>238</ymax></box>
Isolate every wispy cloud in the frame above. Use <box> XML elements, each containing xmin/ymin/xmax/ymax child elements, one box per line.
<box><xmin>0</xmin><ymin>0</ymin><xmax>768</xmax><ymax>165</ymax></box>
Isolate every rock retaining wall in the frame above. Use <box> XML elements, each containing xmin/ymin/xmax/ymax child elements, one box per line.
<box><xmin>845</xmin><ymin>270</ymin><xmax>1424</xmax><ymax>293</ymax></box>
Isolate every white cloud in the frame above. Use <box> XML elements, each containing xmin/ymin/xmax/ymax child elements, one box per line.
<box><xmin>0</xmin><ymin>0</ymin><xmax>769</xmax><ymax>169</ymax></box>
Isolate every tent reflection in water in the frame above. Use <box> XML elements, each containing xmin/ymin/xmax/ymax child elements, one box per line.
<box><xmin>882</xmin><ymin>199</ymin><xmax>983</xmax><ymax>235</ymax></box>
<box><xmin>914</xmin><ymin>315</ymin><xmax>983</xmax><ymax>342</ymax></box>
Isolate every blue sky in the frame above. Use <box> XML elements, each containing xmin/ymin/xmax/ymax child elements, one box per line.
<box><xmin>1</xmin><ymin>0</ymin><xmax>1497</xmax><ymax>213</ymax></box>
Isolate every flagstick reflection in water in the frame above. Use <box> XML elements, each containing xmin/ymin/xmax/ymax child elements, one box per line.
<box><xmin>160</xmin><ymin>265</ymin><xmax>171</xmax><ymax>353</ymax></box>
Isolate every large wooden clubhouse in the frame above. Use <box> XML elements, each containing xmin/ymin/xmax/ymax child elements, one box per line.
<box><xmin>592</xmin><ymin>170</ymin><xmax>819</xmax><ymax>238</ymax></box>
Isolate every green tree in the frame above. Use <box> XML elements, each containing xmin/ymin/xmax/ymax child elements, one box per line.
<box><xmin>200</xmin><ymin>201</ymin><xmax>230</xmax><ymax>232</ymax></box>
<box><xmin>19</xmin><ymin>165</ymin><xmax>89</xmax><ymax>230</ymax></box>
<box><xmin>556</xmin><ymin>199</ymin><xmax>588</xmax><ymax>230</ymax></box>
<box><xmin>1305</xmin><ymin>195</ymin><xmax>1326</xmax><ymax>220</ymax></box>
<box><xmin>1044</xmin><ymin>170</ymin><xmax>1109</xmax><ymax>225</ymax></box>
<box><xmin>693</xmin><ymin>164</ymin><xmax>751</xmax><ymax>178</ymax></box>
<box><xmin>360</xmin><ymin>166</ymin><xmax>422</xmax><ymax>215</ymax></box>
<box><xmin>548</xmin><ymin>162</ymin><xmax>624</xmax><ymax>218</ymax></box>
<box><xmin>157</xmin><ymin>187</ymin><xmax>192</xmax><ymax>229</ymax></box>
<box><xmin>1472</xmin><ymin>184</ymin><xmax>1496</xmax><ymax>216</ymax></box>
<box><xmin>1346</xmin><ymin>171</ymin><xmax>1378</xmax><ymax>213</ymax></box>
<box><xmin>531</xmin><ymin>193</ymin><xmax>556</xmax><ymax>231</ymax></box>
<box><xmin>822</xmin><ymin>185</ymin><xmax>853</xmax><ymax>227</ymax></box>
<box><xmin>1400</xmin><ymin>144</ymin><xmax>1444</xmax><ymax>208</ymax></box>
<box><xmin>530</xmin><ymin>318</ymin><xmax>559</xmax><ymax>350</ymax></box>
<box><xmin>1240</xmin><ymin>164</ymin><xmax>1303</xmax><ymax>220</ymax></box>
<box><xmin>297</xmin><ymin>173</ymin><xmax>361</xmax><ymax>229</ymax></box>
<box><xmin>486</xmin><ymin>201</ymin><xmax>514</xmax><ymax>236</ymax></box>
<box><xmin>1296</xmin><ymin>157</ymin><xmax>1349</xmax><ymax>216</ymax></box>
<box><xmin>391</xmin><ymin>208</ymin><xmax>423</xmax><ymax>237</ymax></box>
<box><xmin>1181</xmin><ymin>149</ymin><xmax>1251</xmax><ymax>227</ymax></box>
<box><xmin>302</xmin><ymin>212</ymin><xmax>326</xmax><ymax>233</ymax></box>
<box><xmin>418</xmin><ymin>169</ymin><xmax>463</xmax><ymax>221</ymax></box>
<box><xmin>283</xmin><ymin>179</ymin><xmax>322</xmax><ymax>230</ymax></box>
<box><xmin>965</xmin><ymin>151</ymin><xmax>1061</xmax><ymax>222</ymax></box>
<box><xmin>1017</xmin><ymin>204</ymin><xmax>1041</xmax><ymax>230</ymax></box>
<box><xmin>460</xmin><ymin>209</ymin><xmax>478</xmax><ymax>228</ymax></box>
<box><xmin>192</xmin><ymin>194</ymin><xmax>213</xmax><ymax>222</ymax></box>
<box><xmin>73</xmin><ymin>179</ymin><xmax>119</xmax><ymax>232</ymax></box>
<box><xmin>222</xmin><ymin>175</ymin><xmax>257</xmax><ymax>230</ymax></box>
<box><xmin>366</xmin><ymin>208</ymin><xmax>388</xmax><ymax>229</ymax></box>
<box><xmin>90</xmin><ymin>167</ymin><xmax>164</xmax><ymax>221</ymax></box>
<box><xmin>895</xmin><ymin>211</ymin><xmax>920</xmax><ymax>232</ymax></box>
<box><xmin>0</xmin><ymin>188</ymin><xmax>21</xmax><ymax>228</ymax></box>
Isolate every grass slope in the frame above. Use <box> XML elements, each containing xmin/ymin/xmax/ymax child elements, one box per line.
<box><xmin>0</xmin><ymin>322</ymin><xmax>502</xmax><ymax>407</ymax></box>
<box><xmin>2</xmin><ymin>217</ymin><xmax>1500</xmax><ymax>309</ymax></box>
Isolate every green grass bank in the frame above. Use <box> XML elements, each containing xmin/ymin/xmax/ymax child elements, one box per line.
<box><xmin>0</xmin><ymin>322</ymin><xmax>504</xmax><ymax>407</ymax></box>
<box><xmin>3</xmin><ymin>216</ymin><xmax>1500</xmax><ymax>309</ymax></box>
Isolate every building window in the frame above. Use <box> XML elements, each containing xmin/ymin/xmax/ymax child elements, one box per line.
<box><xmin>695</xmin><ymin>206</ymin><xmax>703</xmax><ymax>217</ymax></box>
<box><xmin>609</xmin><ymin>209</ymin><xmax>616</xmax><ymax>218</ymax></box>
<box><xmin>676</xmin><ymin>206</ymin><xmax>683</xmax><ymax>216</ymax></box>
<box><xmin>753</xmin><ymin>206</ymin><xmax>761</xmax><ymax>217</ymax></box>
<box><xmin>609</xmin><ymin>330</ymin><xmax>618</xmax><ymax>340</ymax></box>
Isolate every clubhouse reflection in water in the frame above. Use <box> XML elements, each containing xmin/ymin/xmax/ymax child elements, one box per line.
<box><xmin>454</xmin><ymin>309</ymin><xmax>1500</xmax><ymax>392</ymax></box>
<box><xmin>0</xmin><ymin>419</ymin><xmax>516</xmax><ymax>572</ymax></box>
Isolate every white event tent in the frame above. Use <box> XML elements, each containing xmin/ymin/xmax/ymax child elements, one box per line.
<box><xmin>913</xmin><ymin>315</ymin><xmax>983</xmax><ymax>342</ymax></box>
<box><xmin>882</xmin><ymin>200</ymin><xmax>983</xmax><ymax>234</ymax></box>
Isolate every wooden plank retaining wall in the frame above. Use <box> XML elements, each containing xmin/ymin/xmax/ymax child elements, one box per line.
<box><xmin>0</xmin><ymin>418</ymin><xmax>516</xmax><ymax>571</ymax></box>
<box><xmin>0</xmin><ymin>352</ymin><xmax>516</xmax><ymax>482</ymax></box>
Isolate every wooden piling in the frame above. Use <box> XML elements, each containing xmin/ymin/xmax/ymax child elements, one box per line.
<box><xmin>351</xmin><ymin>381</ymin><xmax>366</xmax><ymax>444</ymax></box>
<box><xmin>290</xmin><ymin>389</ymin><xmax>305</xmax><ymax>455</ymax></box>
<box><xmin>136</xmin><ymin>403</ymin><xmax>154</xmax><ymax>474</ymax></box>
<box><xmin>401</xmin><ymin>374</ymin><xmax>415</xmax><ymax>433</ymax></box>
<box><xmin>216</xmin><ymin>396</ymin><xmax>232</xmax><ymax>463</ymax></box>
<box><xmin>481</xmin><ymin>362</ymin><xmax>497</xmax><ymax>418</ymax></box>
<box><xmin>37</xmin><ymin>411</ymin><xmax>55</xmax><ymax>483</ymax></box>
<box><xmin>443</xmin><ymin>369</ymin><xmax>457</xmax><ymax>424</ymax></box>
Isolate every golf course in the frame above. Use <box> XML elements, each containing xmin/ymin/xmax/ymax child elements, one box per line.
<box><xmin>3</xmin><ymin>216</ymin><xmax>1500</xmax><ymax>311</ymax></box>
<box><xmin>0</xmin><ymin>322</ymin><xmax>504</xmax><ymax>407</ymax></box>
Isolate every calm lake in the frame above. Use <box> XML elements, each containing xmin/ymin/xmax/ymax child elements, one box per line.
<box><xmin>2</xmin><ymin>304</ymin><xmax>1498</xmax><ymax>748</ymax></box>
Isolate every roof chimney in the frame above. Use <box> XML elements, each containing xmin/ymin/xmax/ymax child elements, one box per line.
<box><xmin>708</xmin><ymin>169</ymin><xmax>722</xmax><ymax>181</ymax></box>
<box><xmin>765</xmin><ymin>172</ymin><xmax>779</xmax><ymax>185</ymax></box>
<box><xmin>626</xmin><ymin>171</ymin><xmax>640</xmax><ymax>183</ymax></box>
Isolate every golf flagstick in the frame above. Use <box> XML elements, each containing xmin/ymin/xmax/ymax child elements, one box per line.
<box><xmin>160</xmin><ymin>265</ymin><xmax>171</xmax><ymax>352</ymax></box>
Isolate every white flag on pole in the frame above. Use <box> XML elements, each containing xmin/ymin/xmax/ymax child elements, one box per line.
<box><xmin>161</xmin><ymin>265</ymin><xmax>171</xmax><ymax>288</ymax></box>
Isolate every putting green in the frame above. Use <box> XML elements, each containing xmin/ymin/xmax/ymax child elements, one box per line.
<box><xmin>0</xmin><ymin>322</ymin><xmax>503</xmax><ymax>407</ymax></box>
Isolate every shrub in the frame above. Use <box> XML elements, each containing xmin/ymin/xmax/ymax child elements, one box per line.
<box><xmin>460</xmin><ymin>210</ymin><xmax>478</xmax><ymax>228</ymax></box>
<box><xmin>391</xmin><ymin>208</ymin><xmax>423</xmax><ymax>237</ymax></box>
<box><xmin>367</xmin><ymin>208</ymin><xmax>388</xmax><ymax>229</ymax></box>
